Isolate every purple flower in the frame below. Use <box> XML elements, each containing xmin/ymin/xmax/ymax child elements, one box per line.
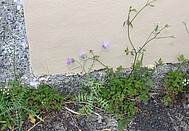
<box><xmin>101</xmin><ymin>40</ymin><xmax>110</xmax><ymax>49</ymax></box>
<box><xmin>66</xmin><ymin>58</ymin><xmax>72</xmax><ymax>65</ymax></box>
<box><xmin>79</xmin><ymin>50</ymin><xmax>87</xmax><ymax>58</ymax></box>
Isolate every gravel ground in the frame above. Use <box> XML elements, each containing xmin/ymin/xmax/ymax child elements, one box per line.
<box><xmin>19</xmin><ymin>65</ymin><xmax>189</xmax><ymax>131</ymax></box>
<box><xmin>0</xmin><ymin>0</ymin><xmax>30</xmax><ymax>83</ymax></box>
<box><xmin>1</xmin><ymin>0</ymin><xmax>189</xmax><ymax>131</ymax></box>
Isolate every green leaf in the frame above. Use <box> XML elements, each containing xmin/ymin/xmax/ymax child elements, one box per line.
<box><xmin>125</xmin><ymin>47</ymin><xmax>129</xmax><ymax>55</ymax></box>
<box><xmin>177</xmin><ymin>54</ymin><xmax>187</xmax><ymax>64</ymax></box>
<box><xmin>123</xmin><ymin>21</ymin><xmax>126</xmax><ymax>27</ymax></box>
<box><xmin>131</xmin><ymin>8</ymin><xmax>137</xmax><ymax>12</ymax></box>
<box><xmin>0</xmin><ymin>121</ymin><xmax>7</xmax><ymax>124</ymax></box>
<box><xmin>155</xmin><ymin>58</ymin><xmax>164</xmax><ymax>66</ymax></box>
<box><xmin>130</xmin><ymin>51</ymin><xmax>134</xmax><ymax>56</ymax></box>
<box><xmin>149</xmin><ymin>4</ymin><xmax>155</xmax><ymax>7</ymax></box>
<box><xmin>164</xmin><ymin>24</ymin><xmax>170</xmax><ymax>28</ymax></box>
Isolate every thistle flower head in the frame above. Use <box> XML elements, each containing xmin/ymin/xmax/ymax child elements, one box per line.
<box><xmin>66</xmin><ymin>58</ymin><xmax>74</xmax><ymax>65</ymax></box>
<box><xmin>79</xmin><ymin>50</ymin><xmax>87</xmax><ymax>59</ymax></box>
<box><xmin>101</xmin><ymin>40</ymin><xmax>110</xmax><ymax>49</ymax></box>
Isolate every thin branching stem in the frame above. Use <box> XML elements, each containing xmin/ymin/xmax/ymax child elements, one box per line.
<box><xmin>141</xmin><ymin>25</ymin><xmax>169</xmax><ymax>50</ymax></box>
<box><xmin>128</xmin><ymin>0</ymin><xmax>157</xmax><ymax>72</ymax></box>
<box><xmin>139</xmin><ymin>28</ymin><xmax>156</xmax><ymax>53</ymax></box>
<box><xmin>75</xmin><ymin>50</ymin><xmax>107</xmax><ymax>73</ymax></box>
<box><xmin>127</xmin><ymin>10</ymin><xmax>136</xmax><ymax>51</ymax></box>
<box><xmin>88</xmin><ymin>54</ymin><xmax>107</xmax><ymax>69</ymax></box>
<box><xmin>75</xmin><ymin>60</ymin><xmax>86</xmax><ymax>73</ymax></box>
<box><xmin>126</xmin><ymin>0</ymin><xmax>172</xmax><ymax>75</ymax></box>
<box><xmin>130</xmin><ymin>0</ymin><xmax>156</xmax><ymax>23</ymax></box>
<box><xmin>88</xmin><ymin>58</ymin><xmax>95</xmax><ymax>73</ymax></box>
<box><xmin>88</xmin><ymin>57</ymin><xmax>108</xmax><ymax>68</ymax></box>
<box><xmin>96</xmin><ymin>59</ymin><xmax>107</xmax><ymax>68</ymax></box>
<box><xmin>156</xmin><ymin>36</ymin><xmax>174</xmax><ymax>39</ymax></box>
<box><xmin>183</xmin><ymin>21</ymin><xmax>189</xmax><ymax>35</ymax></box>
<box><xmin>131</xmin><ymin>28</ymin><xmax>156</xmax><ymax>71</ymax></box>
<box><xmin>88</xmin><ymin>51</ymin><xmax>97</xmax><ymax>73</ymax></box>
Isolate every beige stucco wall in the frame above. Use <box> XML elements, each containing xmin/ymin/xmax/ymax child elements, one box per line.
<box><xmin>23</xmin><ymin>0</ymin><xmax>189</xmax><ymax>75</ymax></box>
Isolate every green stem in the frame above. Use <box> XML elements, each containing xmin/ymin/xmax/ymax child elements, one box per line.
<box><xmin>88</xmin><ymin>57</ymin><xmax>107</xmax><ymax>70</ymax></box>
<box><xmin>183</xmin><ymin>21</ymin><xmax>189</xmax><ymax>35</ymax></box>
<box><xmin>130</xmin><ymin>0</ymin><xmax>156</xmax><ymax>23</ymax></box>
<box><xmin>88</xmin><ymin>57</ymin><xmax>95</xmax><ymax>73</ymax></box>
<box><xmin>75</xmin><ymin>60</ymin><xmax>87</xmax><ymax>73</ymax></box>
<box><xmin>138</xmin><ymin>25</ymin><xmax>169</xmax><ymax>54</ymax></box>
<box><xmin>138</xmin><ymin>28</ymin><xmax>156</xmax><ymax>53</ymax></box>
<box><xmin>132</xmin><ymin>53</ymin><xmax>139</xmax><ymax>71</ymax></box>
<box><xmin>127</xmin><ymin>0</ymin><xmax>157</xmax><ymax>74</ymax></box>
<box><xmin>89</xmin><ymin>51</ymin><xmax>107</xmax><ymax>69</ymax></box>
<box><xmin>127</xmin><ymin>10</ymin><xmax>136</xmax><ymax>51</ymax></box>
<box><xmin>156</xmin><ymin>36</ymin><xmax>174</xmax><ymax>39</ymax></box>
<box><xmin>96</xmin><ymin>59</ymin><xmax>107</xmax><ymax>68</ymax></box>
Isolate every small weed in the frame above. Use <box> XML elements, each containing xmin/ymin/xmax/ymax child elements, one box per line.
<box><xmin>155</xmin><ymin>58</ymin><xmax>165</xmax><ymax>66</ymax></box>
<box><xmin>66</xmin><ymin>0</ymin><xmax>172</xmax><ymax>130</ymax></box>
<box><xmin>176</xmin><ymin>54</ymin><xmax>187</xmax><ymax>70</ymax></box>
<box><xmin>26</xmin><ymin>84</ymin><xmax>64</xmax><ymax>113</ymax></box>
<box><xmin>163</xmin><ymin>70</ymin><xmax>185</xmax><ymax>106</ymax></box>
<box><xmin>162</xmin><ymin>54</ymin><xmax>188</xmax><ymax>106</ymax></box>
<box><xmin>101</xmin><ymin>66</ymin><xmax>154</xmax><ymax>130</ymax></box>
<box><xmin>0</xmin><ymin>80</ymin><xmax>42</xmax><ymax>131</ymax></box>
<box><xmin>3</xmin><ymin>0</ymin><xmax>186</xmax><ymax>130</ymax></box>
<box><xmin>75</xmin><ymin>75</ymin><xmax>109</xmax><ymax>115</ymax></box>
<box><xmin>66</xmin><ymin>41</ymin><xmax>110</xmax><ymax>116</ymax></box>
<box><xmin>123</xmin><ymin>0</ymin><xmax>173</xmax><ymax>74</ymax></box>
<box><xmin>0</xmin><ymin>80</ymin><xmax>64</xmax><ymax>130</ymax></box>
